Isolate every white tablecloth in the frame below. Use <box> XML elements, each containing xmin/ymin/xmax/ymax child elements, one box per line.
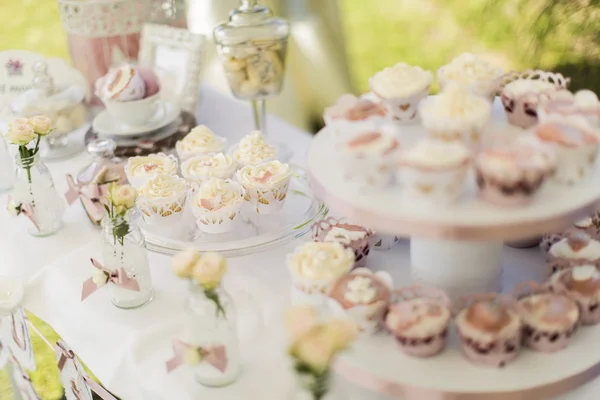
<box><xmin>1</xmin><ymin>86</ymin><xmax>598</xmax><ymax>400</ymax></box>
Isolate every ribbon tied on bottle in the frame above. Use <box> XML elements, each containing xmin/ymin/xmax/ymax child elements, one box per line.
<box><xmin>166</xmin><ymin>339</ymin><xmax>228</xmax><ymax>374</ymax></box>
<box><xmin>65</xmin><ymin>174</ymin><xmax>109</xmax><ymax>223</ymax></box>
<box><xmin>81</xmin><ymin>258</ymin><xmax>140</xmax><ymax>302</ymax></box>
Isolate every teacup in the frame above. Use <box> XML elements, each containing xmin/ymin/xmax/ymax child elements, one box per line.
<box><xmin>103</xmin><ymin>92</ymin><xmax>161</xmax><ymax>127</ymax></box>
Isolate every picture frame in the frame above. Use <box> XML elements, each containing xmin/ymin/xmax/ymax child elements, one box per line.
<box><xmin>138</xmin><ymin>23</ymin><xmax>205</xmax><ymax>114</ymax></box>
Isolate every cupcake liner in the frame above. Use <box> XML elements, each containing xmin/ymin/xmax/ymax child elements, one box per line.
<box><xmin>370</xmin><ymin>233</ymin><xmax>400</xmax><ymax>250</ymax></box>
<box><xmin>189</xmin><ymin>182</ymin><xmax>245</xmax><ymax>234</ymax></box>
<box><xmin>311</xmin><ymin>217</ymin><xmax>374</xmax><ymax>267</ymax></box>
<box><xmin>551</xmin><ymin>271</ymin><xmax>600</xmax><ymax>325</ymax></box>
<box><xmin>396</xmin><ymin>162</ymin><xmax>469</xmax><ymax>205</ymax></box>
<box><xmin>370</xmin><ymin>87</ymin><xmax>430</xmax><ymax>124</ymax></box>
<box><xmin>241</xmin><ymin>175</ymin><xmax>291</xmax><ymax>214</ymax></box>
<box><xmin>475</xmin><ymin>168</ymin><xmax>547</xmax><ymax>208</ymax></box>
<box><xmin>499</xmin><ymin>70</ymin><xmax>570</xmax><ymax>129</ymax></box>
<box><xmin>437</xmin><ymin>67</ymin><xmax>503</xmax><ymax>102</ymax></box>
<box><xmin>418</xmin><ymin>97</ymin><xmax>491</xmax><ymax>150</ymax></box>
<box><xmin>340</xmin><ymin>151</ymin><xmax>394</xmax><ymax>190</ymax></box>
<box><xmin>551</xmin><ymin>143</ymin><xmax>598</xmax><ymax>186</ymax></box>
<box><xmin>136</xmin><ymin>192</ymin><xmax>187</xmax><ymax>227</ymax></box>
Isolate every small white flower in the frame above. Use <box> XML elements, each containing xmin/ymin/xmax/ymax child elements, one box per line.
<box><xmin>7</xmin><ymin>200</ymin><xmax>21</xmax><ymax>217</ymax></box>
<box><xmin>92</xmin><ymin>270</ymin><xmax>109</xmax><ymax>287</ymax></box>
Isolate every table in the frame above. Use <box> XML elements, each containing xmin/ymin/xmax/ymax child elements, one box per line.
<box><xmin>1</xmin><ymin>86</ymin><xmax>598</xmax><ymax>400</ymax></box>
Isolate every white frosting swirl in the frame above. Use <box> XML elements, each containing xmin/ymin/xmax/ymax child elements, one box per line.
<box><xmin>550</xmin><ymin>238</ymin><xmax>600</xmax><ymax>260</ymax></box>
<box><xmin>194</xmin><ymin>178</ymin><xmax>244</xmax><ymax>210</ymax></box>
<box><xmin>232</xmin><ymin>131</ymin><xmax>277</xmax><ymax>165</ymax></box>
<box><xmin>370</xmin><ymin>63</ymin><xmax>433</xmax><ymax>99</ymax></box>
<box><xmin>139</xmin><ymin>174</ymin><xmax>187</xmax><ymax>200</ymax></box>
<box><xmin>402</xmin><ymin>139</ymin><xmax>470</xmax><ymax>169</ymax></box>
<box><xmin>126</xmin><ymin>153</ymin><xmax>178</xmax><ymax>178</ymax></box>
<box><xmin>236</xmin><ymin>161</ymin><xmax>292</xmax><ymax>189</ymax></box>
<box><xmin>344</xmin><ymin>276</ymin><xmax>377</xmax><ymax>304</ymax></box>
<box><xmin>424</xmin><ymin>84</ymin><xmax>491</xmax><ymax>118</ymax></box>
<box><xmin>176</xmin><ymin>126</ymin><xmax>226</xmax><ymax>158</ymax></box>
<box><xmin>572</xmin><ymin>265</ymin><xmax>600</xmax><ymax>281</ymax></box>
<box><xmin>181</xmin><ymin>153</ymin><xmax>237</xmax><ymax>183</ymax></box>
<box><xmin>440</xmin><ymin>53</ymin><xmax>503</xmax><ymax>83</ymax></box>
<box><xmin>288</xmin><ymin>242</ymin><xmax>355</xmax><ymax>281</ymax></box>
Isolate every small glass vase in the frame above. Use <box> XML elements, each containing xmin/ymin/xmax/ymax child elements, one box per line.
<box><xmin>184</xmin><ymin>282</ymin><xmax>241</xmax><ymax>387</ymax></box>
<box><xmin>0</xmin><ymin>137</ymin><xmax>14</xmax><ymax>193</ymax></box>
<box><xmin>13</xmin><ymin>154</ymin><xmax>65</xmax><ymax>237</ymax></box>
<box><xmin>100</xmin><ymin>213</ymin><xmax>153</xmax><ymax>309</ymax></box>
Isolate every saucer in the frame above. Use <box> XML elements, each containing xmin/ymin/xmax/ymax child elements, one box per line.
<box><xmin>93</xmin><ymin>101</ymin><xmax>180</xmax><ymax>137</ymax></box>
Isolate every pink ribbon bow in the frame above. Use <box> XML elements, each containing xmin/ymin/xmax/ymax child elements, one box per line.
<box><xmin>65</xmin><ymin>175</ymin><xmax>108</xmax><ymax>223</ymax></box>
<box><xmin>166</xmin><ymin>340</ymin><xmax>228</xmax><ymax>374</ymax></box>
<box><xmin>81</xmin><ymin>258</ymin><xmax>141</xmax><ymax>302</ymax></box>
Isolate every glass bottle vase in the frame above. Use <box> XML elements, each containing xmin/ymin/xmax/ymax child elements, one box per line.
<box><xmin>184</xmin><ymin>282</ymin><xmax>241</xmax><ymax>387</ymax></box>
<box><xmin>12</xmin><ymin>154</ymin><xmax>64</xmax><ymax>236</ymax></box>
<box><xmin>101</xmin><ymin>213</ymin><xmax>153</xmax><ymax>309</ymax></box>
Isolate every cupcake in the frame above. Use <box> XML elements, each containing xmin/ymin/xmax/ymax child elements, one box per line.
<box><xmin>311</xmin><ymin>217</ymin><xmax>373</xmax><ymax>268</ymax></box>
<box><xmin>474</xmin><ymin>138</ymin><xmax>556</xmax><ymax>207</ymax></box>
<box><xmin>287</xmin><ymin>241</ymin><xmax>356</xmax><ymax>304</ymax></box>
<box><xmin>136</xmin><ymin>174</ymin><xmax>188</xmax><ymax>226</ymax></box>
<box><xmin>369</xmin><ymin>63</ymin><xmax>434</xmax><ymax>123</ymax></box>
<box><xmin>328</xmin><ymin>268</ymin><xmax>393</xmax><ymax>334</ymax></box>
<box><xmin>551</xmin><ymin>265</ymin><xmax>600</xmax><ymax>325</ymax></box>
<box><xmin>385</xmin><ymin>286</ymin><xmax>452</xmax><ymax>358</ymax></box>
<box><xmin>454</xmin><ymin>295</ymin><xmax>522</xmax><ymax>367</ymax></box>
<box><xmin>323</xmin><ymin>94</ymin><xmax>389</xmax><ymax>138</ymax></box>
<box><xmin>538</xmin><ymin>89</ymin><xmax>600</xmax><ymax>129</ymax></box>
<box><xmin>513</xmin><ymin>282</ymin><xmax>579</xmax><ymax>353</ymax></box>
<box><xmin>397</xmin><ymin>139</ymin><xmax>470</xmax><ymax>205</ymax></box>
<box><xmin>125</xmin><ymin>153</ymin><xmax>178</xmax><ymax>189</ymax></box>
<box><xmin>181</xmin><ymin>153</ymin><xmax>237</xmax><ymax>183</ymax></box>
<box><xmin>339</xmin><ymin>127</ymin><xmax>401</xmax><ymax>189</ymax></box>
<box><xmin>189</xmin><ymin>178</ymin><xmax>245</xmax><ymax>234</ymax></box>
<box><xmin>236</xmin><ymin>160</ymin><xmax>292</xmax><ymax>214</ymax></box>
<box><xmin>534</xmin><ymin>122</ymin><xmax>599</xmax><ymax>185</ymax></box>
<box><xmin>500</xmin><ymin>70</ymin><xmax>569</xmax><ymax>129</ymax></box>
<box><xmin>420</xmin><ymin>84</ymin><xmax>491</xmax><ymax>149</ymax></box>
<box><xmin>97</xmin><ymin>64</ymin><xmax>145</xmax><ymax>101</ymax></box>
<box><xmin>437</xmin><ymin>53</ymin><xmax>504</xmax><ymax>101</ymax></box>
<box><xmin>547</xmin><ymin>233</ymin><xmax>600</xmax><ymax>275</ymax></box>
<box><xmin>231</xmin><ymin>131</ymin><xmax>278</xmax><ymax>167</ymax></box>
<box><xmin>175</xmin><ymin>125</ymin><xmax>227</xmax><ymax>160</ymax></box>
<box><xmin>541</xmin><ymin>215</ymin><xmax>600</xmax><ymax>258</ymax></box>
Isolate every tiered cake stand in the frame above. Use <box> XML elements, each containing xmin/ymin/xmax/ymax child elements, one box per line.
<box><xmin>307</xmin><ymin>100</ymin><xmax>600</xmax><ymax>399</ymax></box>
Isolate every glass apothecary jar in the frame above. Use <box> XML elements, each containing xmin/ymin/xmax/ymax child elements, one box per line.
<box><xmin>101</xmin><ymin>212</ymin><xmax>153</xmax><ymax>309</ymax></box>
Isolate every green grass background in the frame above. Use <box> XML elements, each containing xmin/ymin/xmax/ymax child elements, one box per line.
<box><xmin>1</xmin><ymin>0</ymin><xmax>599</xmax><ymax>398</ymax></box>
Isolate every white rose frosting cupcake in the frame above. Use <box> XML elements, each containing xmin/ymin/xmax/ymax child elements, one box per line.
<box><xmin>236</xmin><ymin>160</ymin><xmax>292</xmax><ymax>214</ymax></box>
<box><xmin>323</xmin><ymin>94</ymin><xmax>389</xmax><ymax>139</ymax></box>
<box><xmin>397</xmin><ymin>139</ymin><xmax>470</xmax><ymax>205</ymax></box>
<box><xmin>287</xmin><ymin>241</ymin><xmax>355</xmax><ymax>305</ymax></box>
<box><xmin>189</xmin><ymin>178</ymin><xmax>245</xmax><ymax>234</ymax></box>
<box><xmin>125</xmin><ymin>153</ymin><xmax>178</xmax><ymax>189</ymax></box>
<box><xmin>175</xmin><ymin>125</ymin><xmax>227</xmax><ymax>160</ymax></box>
<box><xmin>369</xmin><ymin>63</ymin><xmax>433</xmax><ymax>123</ymax></box>
<box><xmin>136</xmin><ymin>174</ymin><xmax>188</xmax><ymax>226</ymax></box>
<box><xmin>231</xmin><ymin>131</ymin><xmax>278</xmax><ymax>166</ymax></box>
<box><xmin>419</xmin><ymin>83</ymin><xmax>492</xmax><ymax>149</ymax></box>
<box><xmin>437</xmin><ymin>53</ymin><xmax>504</xmax><ymax>101</ymax></box>
<box><xmin>551</xmin><ymin>265</ymin><xmax>600</xmax><ymax>325</ymax></box>
<box><xmin>181</xmin><ymin>153</ymin><xmax>237</xmax><ymax>183</ymax></box>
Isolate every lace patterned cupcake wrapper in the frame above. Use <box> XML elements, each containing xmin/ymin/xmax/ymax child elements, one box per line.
<box><xmin>368</xmin><ymin>80</ymin><xmax>430</xmax><ymax>124</ymax></box>
<box><xmin>311</xmin><ymin>217</ymin><xmax>374</xmax><ymax>267</ymax></box>
<box><xmin>136</xmin><ymin>192</ymin><xmax>187</xmax><ymax>226</ymax></box>
<box><xmin>241</xmin><ymin>177</ymin><xmax>291</xmax><ymax>215</ymax></box>
<box><xmin>396</xmin><ymin>163</ymin><xmax>469</xmax><ymax>205</ymax></box>
<box><xmin>190</xmin><ymin>199</ymin><xmax>244</xmax><ymax>234</ymax></box>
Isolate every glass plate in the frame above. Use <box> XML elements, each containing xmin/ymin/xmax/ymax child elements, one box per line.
<box><xmin>141</xmin><ymin>166</ymin><xmax>328</xmax><ymax>256</ymax></box>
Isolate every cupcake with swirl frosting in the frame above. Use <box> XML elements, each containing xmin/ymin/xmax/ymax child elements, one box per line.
<box><xmin>176</xmin><ymin>125</ymin><xmax>227</xmax><ymax>160</ymax></box>
<box><xmin>551</xmin><ymin>265</ymin><xmax>600</xmax><ymax>325</ymax></box>
<box><xmin>236</xmin><ymin>160</ymin><xmax>292</xmax><ymax>214</ymax></box>
<box><xmin>287</xmin><ymin>241</ymin><xmax>356</xmax><ymax>305</ymax></box>
<box><xmin>324</xmin><ymin>94</ymin><xmax>389</xmax><ymax>139</ymax></box>
<box><xmin>181</xmin><ymin>153</ymin><xmax>237</xmax><ymax>183</ymax></box>
<box><xmin>189</xmin><ymin>178</ymin><xmax>245</xmax><ymax>234</ymax></box>
<box><xmin>136</xmin><ymin>174</ymin><xmax>188</xmax><ymax>226</ymax></box>
<box><xmin>437</xmin><ymin>53</ymin><xmax>504</xmax><ymax>101</ymax></box>
<box><xmin>231</xmin><ymin>131</ymin><xmax>278</xmax><ymax>167</ymax></box>
<box><xmin>125</xmin><ymin>153</ymin><xmax>178</xmax><ymax>189</ymax></box>
<box><xmin>419</xmin><ymin>83</ymin><xmax>492</xmax><ymax>149</ymax></box>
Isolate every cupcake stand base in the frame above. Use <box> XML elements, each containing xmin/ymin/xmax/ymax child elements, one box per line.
<box><xmin>307</xmin><ymin>98</ymin><xmax>600</xmax><ymax>398</ymax></box>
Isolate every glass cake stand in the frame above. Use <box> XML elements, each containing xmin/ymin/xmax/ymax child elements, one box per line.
<box><xmin>140</xmin><ymin>166</ymin><xmax>327</xmax><ymax>256</ymax></box>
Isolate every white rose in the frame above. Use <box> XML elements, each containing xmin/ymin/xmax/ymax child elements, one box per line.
<box><xmin>110</xmin><ymin>184</ymin><xmax>137</xmax><ymax>209</ymax></box>
<box><xmin>290</xmin><ymin>328</ymin><xmax>336</xmax><ymax>373</ymax></box>
<box><xmin>192</xmin><ymin>252</ymin><xmax>227</xmax><ymax>289</ymax></box>
<box><xmin>92</xmin><ymin>270</ymin><xmax>109</xmax><ymax>287</ymax></box>
<box><xmin>28</xmin><ymin>115</ymin><xmax>53</xmax><ymax>136</ymax></box>
<box><xmin>172</xmin><ymin>248</ymin><xmax>201</xmax><ymax>278</ymax></box>
<box><xmin>6</xmin><ymin>120</ymin><xmax>36</xmax><ymax>146</ymax></box>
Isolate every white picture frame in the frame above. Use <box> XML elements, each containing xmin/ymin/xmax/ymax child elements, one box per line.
<box><xmin>138</xmin><ymin>24</ymin><xmax>205</xmax><ymax>114</ymax></box>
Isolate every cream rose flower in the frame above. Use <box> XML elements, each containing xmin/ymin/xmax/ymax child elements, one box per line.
<box><xmin>171</xmin><ymin>248</ymin><xmax>201</xmax><ymax>278</ymax></box>
<box><xmin>28</xmin><ymin>115</ymin><xmax>53</xmax><ymax>136</ymax></box>
<box><xmin>323</xmin><ymin>318</ymin><xmax>357</xmax><ymax>351</ymax></box>
<box><xmin>92</xmin><ymin>270</ymin><xmax>109</xmax><ymax>287</ymax></box>
<box><xmin>290</xmin><ymin>327</ymin><xmax>336</xmax><ymax>373</ymax></box>
<box><xmin>110</xmin><ymin>184</ymin><xmax>137</xmax><ymax>209</ymax></box>
<box><xmin>183</xmin><ymin>348</ymin><xmax>202</xmax><ymax>366</ymax></box>
<box><xmin>285</xmin><ymin>305</ymin><xmax>320</xmax><ymax>342</ymax></box>
<box><xmin>6</xmin><ymin>120</ymin><xmax>36</xmax><ymax>146</ymax></box>
<box><xmin>192</xmin><ymin>252</ymin><xmax>227</xmax><ymax>289</ymax></box>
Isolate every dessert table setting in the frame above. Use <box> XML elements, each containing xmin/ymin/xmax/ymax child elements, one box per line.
<box><xmin>2</xmin><ymin>1</ymin><xmax>600</xmax><ymax>400</ymax></box>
